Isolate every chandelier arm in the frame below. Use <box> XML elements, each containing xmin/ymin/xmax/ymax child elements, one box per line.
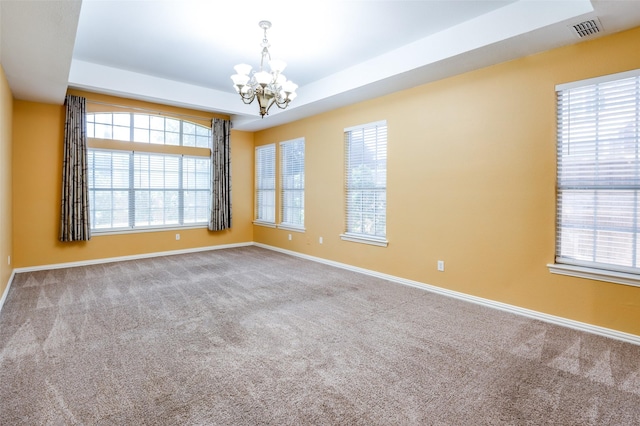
<box><xmin>273</xmin><ymin>99</ymin><xmax>291</xmax><ymax>110</ymax></box>
<box><xmin>239</xmin><ymin>94</ymin><xmax>256</xmax><ymax>104</ymax></box>
<box><xmin>238</xmin><ymin>89</ymin><xmax>256</xmax><ymax>104</ymax></box>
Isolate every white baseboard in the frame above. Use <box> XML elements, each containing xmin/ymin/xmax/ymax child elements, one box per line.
<box><xmin>0</xmin><ymin>270</ymin><xmax>15</xmax><ymax>313</ymax></box>
<box><xmin>12</xmin><ymin>242</ymin><xmax>253</xmax><ymax>273</ymax></box>
<box><xmin>254</xmin><ymin>243</ymin><xmax>640</xmax><ymax>346</ymax></box>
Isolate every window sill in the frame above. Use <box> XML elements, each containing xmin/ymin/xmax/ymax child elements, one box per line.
<box><xmin>253</xmin><ymin>220</ymin><xmax>276</xmax><ymax>228</ymax></box>
<box><xmin>547</xmin><ymin>263</ymin><xmax>640</xmax><ymax>288</ymax></box>
<box><xmin>92</xmin><ymin>224</ymin><xmax>207</xmax><ymax>236</ymax></box>
<box><xmin>340</xmin><ymin>233</ymin><xmax>388</xmax><ymax>247</ymax></box>
<box><xmin>277</xmin><ymin>224</ymin><xmax>305</xmax><ymax>233</ymax></box>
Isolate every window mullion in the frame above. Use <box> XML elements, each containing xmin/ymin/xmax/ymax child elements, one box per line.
<box><xmin>129</xmin><ymin>113</ymin><xmax>134</xmax><ymax>142</ymax></box>
<box><xmin>129</xmin><ymin>116</ymin><xmax>135</xmax><ymax>229</ymax></box>
<box><xmin>179</xmin><ymin>155</ymin><xmax>184</xmax><ymax>225</ymax></box>
<box><xmin>89</xmin><ymin>152</ymin><xmax>95</xmax><ymax>228</ymax></box>
<box><xmin>129</xmin><ymin>152</ymin><xmax>135</xmax><ymax>229</ymax></box>
<box><xmin>634</xmin><ymin>79</ymin><xmax>640</xmax><ymax>267</ymax></box>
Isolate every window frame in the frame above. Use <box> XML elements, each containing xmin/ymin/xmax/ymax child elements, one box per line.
<box><xmin>340</xmin><ymin>120</ymin><xmax>388</xmax><ymax>247</ymax></box>
<box><xmin>254</xmin><ymin>143</ymin><xmax>277</xmax><ymax>227</ymax></box>
<box><xmin>86</xmin><ymin>112</ymin><xmax>212</xmax><ymax>234</ymax></box>
<box><xmin>549</xmin><ymin>68</ymin><xmax>640</xmax><ymax>287</ymax></box>
<box><xmin>277</xmin><ymin>138</ymin><xmax>305</xmax><ymax>232</ymax></box>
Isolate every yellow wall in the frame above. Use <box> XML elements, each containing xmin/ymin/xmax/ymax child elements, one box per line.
<box><xmin>0</xmin><ymin>65</ymin><xmax>13</xmax><ymax>295</ymax></box>
<box><xmin>6</xmin><ymin>26</ymin><xmax>640</xmax><ymax>336</ymax></box>
<box><xmin>12</xmin><ymin>93</ymin><xmax>254</xmax><ymax>267</ymax></box>
<box><xmin>253</xmin><ymin>26</ymin><xmax>640</xmax><ymax>336</ymax></box>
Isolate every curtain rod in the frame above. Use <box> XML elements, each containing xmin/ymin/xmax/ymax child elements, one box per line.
<box><xmin>86</xmin><ymin>100</ymin><xmax>215</xmax><ymax>123</ymax></box>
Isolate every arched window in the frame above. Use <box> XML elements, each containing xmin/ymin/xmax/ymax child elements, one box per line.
<box><xmin>86</xmin><ymin>112</ymin><xmax>211</xmax><ymax>147</ymax></box>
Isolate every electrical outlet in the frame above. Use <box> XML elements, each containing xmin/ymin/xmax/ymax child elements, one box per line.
<box><xmin>437</xmin><ymin>260</ymin><xmax>445</xmax><ymax>272</ymax></box>
<box><xmin>176</xmin><ymin>233</ymin><xmax>180</xmax><ymax>241</ymax></box>
<box><xmin>288</xmin><ymin>234</ymin><xmax>292</xmax><ymax>241</ymax></box>
<box><xmin>7</xmin><ymin>256</ymin><xmax>10</xmax><ymax>265</ymax></box>
<box><xmin>319</xmin><ymin>236</ymin><xmax>323</xmax><ymax>244</ymax></box>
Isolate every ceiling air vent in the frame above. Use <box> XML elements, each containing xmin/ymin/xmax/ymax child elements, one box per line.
<box><xmin>571</xmin><ymin>18</ymin><xmax>602</xmax><ymax>38</ymax></box>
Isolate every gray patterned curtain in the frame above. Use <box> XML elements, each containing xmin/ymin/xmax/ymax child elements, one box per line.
<box><xmin>59</xmin><ymin>95</ymin><xmax>91</xmax><ymax>242</ymax></box>
<box><xmin>209</xmin><ymin>118</ymin><xmax>232</xmax><ymax>231</ymax></box>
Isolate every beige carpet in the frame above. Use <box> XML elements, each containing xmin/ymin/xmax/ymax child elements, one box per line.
<box><xmin>1</xmin><ymin>246</ymin><xmax>640</xmax><ymax>425</ymax></box>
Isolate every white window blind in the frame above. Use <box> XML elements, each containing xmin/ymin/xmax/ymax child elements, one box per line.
<box><xmin>88</xmin><ymin>151</ymin><xmax>210</xmax><ymax>230</ymax></box>
<box><xmin>280</xmin><ymin>138</ymin><xmax>305</xmax><ymax>229</ymax></box>
<box><xmin>556</xmin><ymin>69</ymin><xmax>640</xmax><ymax>275</ymax></box>
<box><xmin>182</xmin><ymin>156</ymin><xmax>211</xmax><ymax>223</ymax></box>
<box><xmin>255</xmin><ymin>144</ymin><xmax>276</xmax><ymax>224</ymax></box>
<box><xmin>343</xmin><ymin>121</ymin><xmax>387</xmax><ymax>243</ymax></box>
<box><xmin>89</xmin><ymin>150</ymin><xmax>130</xmax><ymax>229</ymax></box>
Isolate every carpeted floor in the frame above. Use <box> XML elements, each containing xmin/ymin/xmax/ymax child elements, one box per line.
<box><xmin>1</xmin><ymin>246</ymin><xmax>640</xmax><ymax>425</ymax></box>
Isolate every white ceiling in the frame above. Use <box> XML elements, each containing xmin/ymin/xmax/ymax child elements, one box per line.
<box><xmin>2</xmin><ymin>0</ymin><xmax>640</xmax><ymax>131</ymax></box>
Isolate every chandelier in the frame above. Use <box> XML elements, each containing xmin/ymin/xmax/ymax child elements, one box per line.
<box><xmin>231</xmin><ymin>21</ymin><xmax>298</xmax><ymax>118</ymax></box>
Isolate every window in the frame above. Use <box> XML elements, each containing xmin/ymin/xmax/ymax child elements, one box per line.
<box><xmin>279</xmin><ymin>138</ymin><xmax>305</xmax><ymax>230</ymax></box>
<box><xmin>87</xmin><ymin>113</ymin><xmax>210</xmax><ymax>147</ymax></box>
<box><xmin>341</xmin><ymin>120</ymin><xmax>388</xmax><ymax>247</ymax></box>
<box><xmin>255</xmin><ymin>144</ymin><xmax>276</xmax><ymax>225</ymax></box>
<box><xmin>551</xmin><ymin>69</ymin><xmax>640</xmax><ymax>285</ymax></box>
<box><xmin>86</xmin><ymin>113</ymin><xmax>211</xmax><ymax>232</ymax></box>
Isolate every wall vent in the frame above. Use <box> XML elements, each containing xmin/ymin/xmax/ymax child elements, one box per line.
<box><xmin>571</xmin><ymin>18</ymin><xmax>602</xmax><ymax>38</ymax></box>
